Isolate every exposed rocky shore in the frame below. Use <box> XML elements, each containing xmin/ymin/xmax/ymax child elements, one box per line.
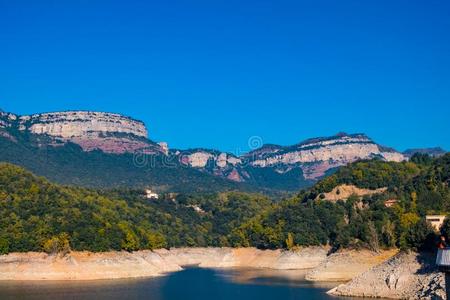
<box><xmin>305</xmin><ymin>249</ymin><xmax>398</xmax><ymax>282</ymax></box>
<box><xmin>0</xmin><ymin>247</ymin><xmax>443</xmax><ymax>300</ymax></box>
<box><xmin>328</xmin><ymin>251</ymin><xmax>446</xmax><ymax>299</ymax></box>
<box><xmin>0</xmin><ymin>247</ymin><xmax>329</xmax><ymax>281</ymax></box>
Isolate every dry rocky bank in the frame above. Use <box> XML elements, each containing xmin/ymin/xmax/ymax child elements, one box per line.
<box><xmin>0</xmin><ymin>247</ymin><xmax>394</xmax><ymax>282</ymax></box>
<box><xmin>0</xmin><ymin>247</ymin><xmax>328</xmax><ymax>281</ymax></box>
<box><xmin>305</xmin><ymin>249</ymin><xmax>398</xmax><ymax>282</ymax></box>
<box><xmin>329</xmin><ymin>251</ymin><xmax>446</xmax><ymax>299</ymax></box>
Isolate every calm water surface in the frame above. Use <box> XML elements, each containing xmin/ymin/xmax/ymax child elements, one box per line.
<box><xmin>0</xmin><ymin>268</ymin><xmax>365</xmax><ymax>300</ymax></box>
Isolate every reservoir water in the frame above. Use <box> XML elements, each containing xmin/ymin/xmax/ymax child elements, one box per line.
<box><xmin>0</xmin><ymin>267</ymin><xmax>363</xmax><ymax>300</ymax></box>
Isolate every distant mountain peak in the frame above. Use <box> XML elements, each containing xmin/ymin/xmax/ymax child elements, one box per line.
<box><xmin>403</xmin><ymin>147</ymin><xmax>446</xmax><ymax>158</ymax></box>
<box><xmin>335</xmin><ymin>131</ymin><xmax>349</xmax><ymax>137</ymax></box>
<box><xmin>296</xmin><ymin>132</ymin><xmax>371</xmax><ymax>147</ymax></box>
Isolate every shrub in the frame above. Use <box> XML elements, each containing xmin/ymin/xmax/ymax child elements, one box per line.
<box><xmin>43</xmin><ymin>233</ymin><xmax>71</xmax><ymax>255</ymax></box>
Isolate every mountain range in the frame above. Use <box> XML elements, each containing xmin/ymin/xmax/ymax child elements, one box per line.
<box><xmin>0</xmin><ymin>109</ymin><xmax>445</xmax><ymax>192</ymax></box>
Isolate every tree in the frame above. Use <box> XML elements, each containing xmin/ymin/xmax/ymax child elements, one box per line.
<box><xmin>43</xmin><ymin>233</ymin><xmax>71</xmax><ymax>255</ymax></box>
<box><xmin>366</xmin><ymin>221</ymin><xmax>380</xmax><ymax>252</ymax></box>
<box><xmin>146</xmin><ymin>232</ymin><xmax>166</xmax><ymax>250</ymax></box>
<box><xmin>285</xmin><ymin>233</ymin><xmax>295</xmax><ymax>250</ymax></box>
<box><xmin>381</xmin><ymin>220</ymin><xmax>396</xmax><ymax>248</ymax></box>
<box><xmin>0</xmin><ymin>236</ymin><xmax>9</xmax><ymax>254</ymax></box>
<box><xmin>404</xmin><ymin>220</ymin><xmax>436</xmax><ymax>251</ymax></box>
<box><xmin>117</xmin><ymin>222</ymin><xmax>140</xmax><ymax>252</ymax></box>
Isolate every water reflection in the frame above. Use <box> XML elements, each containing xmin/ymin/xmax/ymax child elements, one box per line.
<box><xmin>0</xmin><ymin>268</ymin><xmax>362</xmax><ymax>300</ymax></box>
<box><xmin>0</xmin><ymin>277</ymin><xmax>166</xmax><ymax>300</ymax></box>
<box><xmin>216</xmin><ymin>268</ymin><xmax>340</xmax><ymax>288</ymax></box>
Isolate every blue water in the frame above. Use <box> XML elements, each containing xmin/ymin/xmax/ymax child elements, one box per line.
<box><xmin>0</xmin><ymin>268</ymin><xmax>362</xmax><ymax>300</ymax></box>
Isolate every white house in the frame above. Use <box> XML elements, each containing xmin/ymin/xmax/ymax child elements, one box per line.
<box><xmin>145</xmin><ymin>189</ymin><xmax>159</xmax><ymax>200</ymax></box>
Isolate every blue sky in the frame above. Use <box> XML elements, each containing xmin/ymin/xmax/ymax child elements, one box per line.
<box><xmin>1</xmin><ymin>0</ymin><xmax>449</xmax><ymax>153</ymax></box>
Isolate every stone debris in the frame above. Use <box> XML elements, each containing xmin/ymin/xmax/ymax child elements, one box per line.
<box><xmin>328</xmin><ymin>251</ymin><xmax>446</xmax><ymax>299</ymax></box>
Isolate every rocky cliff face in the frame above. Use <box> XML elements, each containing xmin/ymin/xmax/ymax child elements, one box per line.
<box><xmin>0</xmin><ymin>111</ymin><xmax>17</xmax><ymax>128</ymax></box>
<box><xmin>177</xmin><ymin>133</ymin><xmax>406</xmax><ymax>184</ymax></box>
<box><xmin>328</xmin><ymin>251</ymin><xmax>445</xmax><ymax>300</ymax></box>
<box><xmin>21</xmin><ymin>111</ymin><xmax>148</xmax><ymax>138</ymax></box>
<box><xmin>246</xmin><ymin>133</ymin><xmax>405</xmax><ymax>180</ymax></box>
<box><xmin>176</xmin><ymin>149</ymin><xmax>244</xmax><ymax>181</ymax></box>
<box><xmin>1</xmin><ymin>110</ymin><xmax>163</xmax><ymax>154</ymax></box>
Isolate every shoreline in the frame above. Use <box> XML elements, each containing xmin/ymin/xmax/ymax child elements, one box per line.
<box><xmin>0</xmin><ymin>247</ymin><xmax>330</xmax><ymax>281</ymax></box>
<box><xmin>0</xmin><ymin>247</ymin><xmax>398</xmax><ymax>283</ymax></box>
<box><xmin>328</xmin><ymin>251</ymin><xmax>445</xmax><ymax>299</ymax></box>
<box><xmin>5</xmin><ymin>247</ymin><xmax>442</xmax><ymax>299</ymax></box>
<box><xmin>305</xmin><ymin>249</ymin><xmax>398</xmax><ymax>282</ymax></box>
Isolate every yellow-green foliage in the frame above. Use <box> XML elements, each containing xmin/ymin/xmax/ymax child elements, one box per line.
<box><xmin>0</xmin><ymin>163</ymin><xmax>273</xmax><ymax>253</ymax></box>
<box><xmin>43</xmin><ymin>233</ymin><xmax>71</xmax><ymax>255</ymax></box>
<box><xmin>234</xmin><ymin>154</ymin><xmax>450</xmax><ymax>251</ymax></box>
<box><xmin>285</xmin><ymin>232</ymin><xmax>295</xmax><ymax>250</ymax></box>
<box><xmin>0</xmin><ymin>163</ymin><xmax>172</xmax><ymax>253</ymax></box>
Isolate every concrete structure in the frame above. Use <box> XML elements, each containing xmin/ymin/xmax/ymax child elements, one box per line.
<box><xmin>436</xmin><ymin>248</ymin><xmax>450</xmax><ymax>299</ymax></box>
<box><xmin>384</xmin><ymin>199</ymin><xmax>398</xmax><ymax>208</ymax></box>
<box><xmin>426</xmin><ymin>215</ymin><xmax>447</xmax><ymax>232</ymax></box>
<box><xmin>145</xmin><ymin>189</ymin><xmax>159</xmax><ymax>200</ymax></box>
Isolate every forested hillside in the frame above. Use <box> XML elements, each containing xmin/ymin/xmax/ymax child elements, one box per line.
<box><xmin>0</xmin><ymin>153</ymin><xmax>449</xmax><ymax>254</ymax></box>
<box><xmin>0</xmin><ymin>134</ymin><xmax>248</xmax><ymax>193</ymax></box>
<box><xmin>231</xmin><ymin>154</ymin><xmax>450</xmax><ymax>251</ymax></box>
<box><xmin>0</xmin><ymin>163</ymin><xmax>271</xmax><ymax>253</ymax></box>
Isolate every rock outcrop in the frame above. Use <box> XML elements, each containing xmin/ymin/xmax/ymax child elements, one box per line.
<box><xmin>179</xmin><ymin>150</ymin><xmax>241</xmax><ymax>169</ymax></box>
<box><xmin>0</xmin><ymin>111</ymin><xmax>17</xmax><ymax>129</ymax></box>
<box><xmin>315</xmin><ymin>184</ymin><xmax>388</xmax><ymax>202</ymax></box>
<box><xmin>177</xmin><ymin>149</ymin><xmax>244</xmax><ymax>181</ymax></box>
<box><xmin>328</xmin><ymin>251</ymin><xmax>446</xmax><ymax>299</ymax></box>
<box><xmin>305</xmin><ymin>249</ymin><xmax>398</xmax><ymax>282</ymax></box>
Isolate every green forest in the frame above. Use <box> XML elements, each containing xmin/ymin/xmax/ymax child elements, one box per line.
<box><xmin>0</xmin><ymin>132</ymin><xmax>307</xmax><ymax>193</ymax></box>
<box><xmin>0</xmin><ymin>153</ymin><xmax>449</xmax><ymax>254</ymax></box>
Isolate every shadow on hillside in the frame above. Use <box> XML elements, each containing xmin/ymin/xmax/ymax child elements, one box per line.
<box><xmin>415</xmin><ymin>250</ymin><xmax>439</xmax><ymax>275</ymax></box>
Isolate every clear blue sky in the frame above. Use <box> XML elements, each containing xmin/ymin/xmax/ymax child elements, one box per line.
<box><xmin>1</xmin><ymin>0</ymin><xmax>449</xmax><ymax>153</ymax></box>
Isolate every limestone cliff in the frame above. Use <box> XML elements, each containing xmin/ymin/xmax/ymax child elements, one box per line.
<box><xmin>245</xmin><ymin>133</ymin><xmax>405</xmax><ymax>180</ymax></box>
<box><xmin>21</xmin><ymin>111</ymin><xmax>148</xmax><ymax>138</ymax></box>
<box><xmin>176</xmin><ymin>149</ymin><xmax>244</xmax><ymax>181</ymax></box>
<box><xmin>0</xmin><ymin>111</ymin><xmax>17</xmax><ymax>128</ymax></box>
<box><xmin>177</xmin><ymin>133</ymin><xmax>406</xmax><ymax>184</ymax></box>
<box><xmin>1</xmin><ymin>110</ymin><xmax>164</xmax><ymax>154</ymax></box>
